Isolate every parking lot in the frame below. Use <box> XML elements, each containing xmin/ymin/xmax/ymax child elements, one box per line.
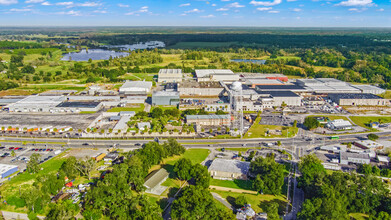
<box><xmin>0</xmin><ymin>145</ymin><xmax>62</xmax><ymax>172</ymax></box>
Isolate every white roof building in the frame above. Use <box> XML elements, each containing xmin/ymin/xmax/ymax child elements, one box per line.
<box><xmin>195</xmin><ymin>69</ymin><xmax>239</xmax><ymax>82</ymax></box>
<box><xmin>137</xmin><ymin>122</ymin><xmax>151</xmax><ymax>131</ymax></box>
<box><xmin>158</xmin><ymin>69</ymin><xmax>182</xmax><ymax>83</ymax></box>
<box><xmin>327</xmin><ymin>119</ymin><xmax>353</xmax><ymax>130</ymax></box>
<box><xmin>119</xmin><ymin>81</ymin><xmax>152</xmax><ymax>94</ymax></box>
<box><xmin>0</xmin><ymin>164</ymin><xmax>18</xmax><ymax>179</ymax></box>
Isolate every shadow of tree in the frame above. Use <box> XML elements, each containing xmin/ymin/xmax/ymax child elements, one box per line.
<box><xmin>226</xmin><ymin>196</ymin><xmax>237</xmax><ymax>208</ymax></box>
<box><xmin>167</xmin><ymin>187</ymin><xmax>179</xmax><ymax>198</ymax></box>
<box><xmin>162</xmin><ymin>164</ymin><xmax>176</xmax><ymax>179</ymax></box>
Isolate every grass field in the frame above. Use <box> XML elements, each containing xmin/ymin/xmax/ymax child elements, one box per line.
<box><xmin>309</xmin><ymin>115</ymin><xmax>351</xmax><ymax>121</ymax></box>
<box><xmin>210</xmin><ymin>179</ymin><xmax>253</xmax><ymax>190</ymax></box>
<box><xmin>380</xmin><ymin>90</ymin><xmax>391</xmax><ymax>99</ymax></box>
<box><xmin>349</xmin><ymin>213</ymin><xmax>369</xmax><ymax>220</ymax></box>
<box><xmin>350</xmin><ymin>116</ymin><xmax>391</xmax><ymax>129</ymax></box>
<box><xmin>107</xmin><ymin>104</ymin><xmax>145</xmax><ymax>113</ymax></box>
<box><xmin>245</xmin><ymin>117</ymin><xmax>298</xmax><ymax>138</ymax></box>
<box><xmin>211</xmin><ymin>189</ymin><xmax>287</xmax><ymax>213</ymax></box>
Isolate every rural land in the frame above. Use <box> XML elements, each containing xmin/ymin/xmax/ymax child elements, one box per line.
<box><xmin>0</xmin><ymin>27</ymin><xmax>390</xmax><ymax>220</ymax></box>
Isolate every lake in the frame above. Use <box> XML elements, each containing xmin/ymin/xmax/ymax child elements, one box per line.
<box><xmin>61</xmin><ymin>41</ymin><xmax>165</xmax><ymax>61</ymax></box>
<box><xmin>230</xmin><ymin>59</ymin><xmax>266</xmax><ymax>64</ymax></box>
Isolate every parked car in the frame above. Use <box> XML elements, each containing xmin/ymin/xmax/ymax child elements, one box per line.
<box><xmin>9</xmin><ymin>147</ymin><xmax>14</xmax><ymax>150</ymax></box>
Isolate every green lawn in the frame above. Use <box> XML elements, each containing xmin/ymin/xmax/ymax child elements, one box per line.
<box><xmin>309</xmin><ymin>115</ymin><xmax>350</xmax><ymax>121</ymax></box>
<box><xmin>349</xmin><ymin>213</ymin><xmax>369</xmax><ymax>220</ymax></box>
<box><xmin>245</xmin><ymin>117</ymin><xmax>298</xmax><ymax>138</ymax></box>
<box><xmin>350</xmin><ymin>116</ymin><xmax>391</xmax><ymax>129</ymax></box>
<box><xmin>180</xmin><ymin>148</ymin><xmax>210</xmax><ymax>165</ymax></box>
<box><xmin>107</xmin><ymin>104</ymin><xmax>145</xmax><ymax>113</ymax></box>
<box><xmin>211</xmin><ymin>189</ymin><xmax>287</xmax><ymax>213</ymax></box>
<box><xmin>80</xmin><ymin>111</ymin><xmax>97</xmax><ymax>114</ymax></box>
<box><xmin>210</xmin><ymin>179</ymin><xmax>253</xmax><ymax>190</ymax></box>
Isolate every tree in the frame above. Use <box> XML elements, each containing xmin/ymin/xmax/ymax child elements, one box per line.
<box><xmin>27</xmin><ymin>153</ymin><xmax>41</xmax><ymax>173</ymax></box>
<box><xmin>11</xmin><ymin>150</ymin><xmax>16</xmax><ymax>157</ymax></box>
<box><xmin>191</xmin><ymin>164</ymin><xmax>210</xmax><ymax>188</ymax></box>
<box><xmin>59</xmin><ymin>156</ymin><xmax>80</xmax><ymax>179</ymax></box>
<box><xmin>293</xmin><ymin>120</ymin><xmax>297</xmax><ymax>128</ymax></box>
<box><xmin>265</xmin><ymin>202</ymin><xmax>280</xmax><ymax>220</ymax></box>
<box><xmin>303</xmin><ymin>117</ymin><xmax>320</xmax><ymax>130</ymax></box>
<box><xmin>151</xmin><ymin>107</ymin><xmax>163</xmax><ymax>118</ymax></box>
<box><xmin>277</xmin><ymin>141</ymin><xmax>281</xmax><ymax>146</ymax></box>
<box><xmin>174</xmin><ymin>158</ymin><xmax>193</xmax><ymax>181</ymax></box>
<box><xmin>235</xmin><ymin>195</ymin><xmax>247</xmax><ymax>208</ymax></box>
<box><xmin>298</xmin><ymin>154</ymin><xmax>326</xmax><ymax>198</ymax></box>
<box><xmin>46</xmin><ymin>200</ymin><xmax>79</xmax><ymax>220</ymax></box>
<box><xmin>367</xmin><ymin>133</ymin><xmax>379</xmax><ymax>141</ymax></box>
<box><xmin>75</xmin><ymin>157</ymin><xmax>96</xmax><ymax>180</ymax></box>
<box><xmin>250</xmin><ymin>155</ymin><xmax>285</xmax><ymax>195</ymax></box>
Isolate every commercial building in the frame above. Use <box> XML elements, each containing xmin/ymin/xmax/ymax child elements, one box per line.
<box><xmin>151</xmin><ymin>91</ymin><xmax>180</xmax><ymax>106</ymax></box>
<box><xmin>354</xmin><ymin>140</ymin><xmax>383</xmax><ymax>150</ymax></box>
<box><xmin>144</xmin><ymin>168</ymin><xmax>169</xmax><ymax>195</ymax></box>
<box><xmin>56</xmin><ymin>101</ymin><xmax>103</xmax><ymax>112</ymax></box>
<box><xmin>119</xmin><ymin>80</ymin><xmax>152</xmax><ymax>95</ymax></box>
<box><xmin>351</xmin><ymin>84</ymin><xmax>386</xmax><ymax>95</ymax></box>
<box><xmin>195</xmin><ymin>69</ymin><xmax>239</xmax><ymax>82</ymax></box>
<box><xmin>158</xmin><ymin>69</ymin><xmax>182</xmax><ymax>83</ymax></box>
<box><xmin>208</xmin><ymin>158</ymin><xmax>250</xmax><ymax>180</ymax></box>
<box><xmin>5</xmin><ymin>95</ymin><xmax>66</xmax><ymax>112</ymax></box>
<box><xmin>245</xmin><ymin>79</ymin><xmax>284</xmax><ymax>88</ymax></box>
<box><xmin>377</xmin><ymin>155</ymin><xmax>390</xmax><ymax>166</ymax></box>
<box><xmin>340</xmin><ymin>152</ymin><xmax>370</xmax><ymax>165</ymax></box>
<box><xmin>178</xmin><ymin>81</ymin><xmax>225</xmax><ymax>97</ymax></box>
<box><xmin>257</xmin><ymin>91</ymin><xmax>302</xmax><ymax>107</ymax></box>
<box><xmin>296</xmin><ymin>78</ymin><xmax>361</xmax><ymax>94</ymax></box>
<box><xmin>320</xmin><ymin>144</ymin><xmax>347</xmax><ymax>153</ymax></box>
<box><xmin>327</xmin><ymin>93</ymin><xmax>387</xmax><ymax>106</ymax></box>
<box><xmin>242</xmin><ymin>73</ymin><xmax>289</xmax><ymax>82</ymax></box>
<box><xmin>327</xmin><ymin>119</ymin><xmax>353</xmax><ymax>130</ymax></box>
<box><xmin>186</xmin><ymin>114</ymin><xmax>231</xmax><ymax>126</ymax></box>
<box><xmin>0</xmin><ymin>164</ymin><xmax>18</xmax><ymax>179</ymax></box>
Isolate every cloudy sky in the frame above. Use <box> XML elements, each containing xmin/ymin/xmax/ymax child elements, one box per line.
<box><xmin>0</xmin><ymin>0</ymin><xmax>390</xmax><ymax>27</ymax></box>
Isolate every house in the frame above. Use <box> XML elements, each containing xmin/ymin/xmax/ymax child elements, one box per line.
<box><xmin>144</xmin><ymin>168</ymin><xmax>169</xmax><ymax>195</ymax></box>
<box><xmin>137</xmin><ymin>122</ymin><xmax>151</xmax><ymax>131</ymax></box>
<box><xmin>208</xmin><ymin>158</ymin><xmax>250</xmax><ymax>180</ymax></box>
<box><xmin>327</xmin><ymin>119</ymin><xmax>352</xmax><ymax>130</ymax></box>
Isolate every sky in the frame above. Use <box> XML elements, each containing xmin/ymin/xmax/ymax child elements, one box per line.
<box><xmin>0</xmin><ymin>0</ymin><xmax>390</xmax><ymax>27</ymax></box>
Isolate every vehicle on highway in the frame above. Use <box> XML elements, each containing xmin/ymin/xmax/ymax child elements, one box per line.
<box><xmin>82</xmin><ymin>143</ymin><xmax>89</xmax><ymax>146</ymax></box>
<box><xmin>134</xmin><ymin>143</ymin><xmax>141</xmax><ymax>146</ymax></box>
<box><xmin>330</xmin><ymin>136</ymin><xmax>339</xmax><ymax>140</ymax></box>
<box><xmin>9</xmin><ymin>147</ymin><xmax>14</xmax><ymax>150</ymax></box>
<box><xmin>0</xmin><ymin>147</ymin><xmax>5</xmax><ymax>149</ymax></box>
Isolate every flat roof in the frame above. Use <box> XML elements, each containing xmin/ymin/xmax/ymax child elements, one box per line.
<box><xmin>159</xmin><ymin>69</ymin><xmax>182</xmax><ymax>74</ymax></box>
<box><xmin>351</xmin><ymin>84</ymin><xmax>385</xmax><ymax>91</ymax></box>
<box><xmin>153</xmin><ymin>91</ymin><xmax>180</xmax><ymax>96</ymax></box>
<box><xmin>256</xmin><ymin>90</ymin><xmax>300</xmax><ymax>97</ymax></box>
<box><xmin>56</xmin><ymin>101</ymin><xmax>101</xmax><ymax>108</ymax></box>
<box><xmin>195</xmin><ymin>69</ymin><xmax>234</xmax><ymax>78</ymax></box>
<box><xmin>340</xmin><ymin>152</ymin><xmax>370</xmax><ymax>160</ymax></box>
<box><xmin>186</xmin><ymin>114</ymin><xmax>231</xmax><ymax>120</ymax></box>
<box><xmin>0</xmin><ymin>164</ymin><xmax>18</xmax><ymax>175</ymax></box>
<box><xmin>329</xmin><ymin>93</ymin><xmax>383</xmax><ymax>99</ymax></box>
<box><xmin>255</xmin><ymin>84</ymin><xmax>305</xmax><ymax>91</ymax></box>
<box><xmin>208</xmin><ymin>158</ymin><xmax>250</xmax><ymax>174</ymax></box>
<box><xmin>120</xmin><ymin>80</ymin><xmax>152</xmax><ymax>89</ymax></box>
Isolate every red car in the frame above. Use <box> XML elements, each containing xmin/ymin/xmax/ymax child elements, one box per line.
<box><xmin>46</xmin><ymin>149</ymin><xmax>51</xmax><ymax>151</ymax></box>
<box><xmin>9</xmin><ymin>147</ymin><xmax>14</xmax><ymax>150</ymax></box>
<box><xmin>35</xmin><ymin>149</ymin><xmax>39</xmax><ymax>151</ymax></box>
<box><xmin>14</xmin><ymin>147</ymin><xmax>20</xmax><ymax>150</ymax></box>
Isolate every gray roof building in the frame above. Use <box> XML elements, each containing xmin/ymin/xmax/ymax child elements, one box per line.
<box><xmin>340</xmin><ymin>152</ymin><xmax>370</xmax><ymax>165</ymax></box>
<box><xmin>144</xmin><ymin>168</ymin><xmax>169</xmax><ymax>195</ymax></box>
<box><xmin>208</xmin><ymin>158</ymin><xmax>250</xmax><ymax>180</ymax></box>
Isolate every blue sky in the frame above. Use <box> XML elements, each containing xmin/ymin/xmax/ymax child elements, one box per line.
<box><xmin>0</xmin><ymin>0</ymin><xmax>390</xmax><ymax>27</ymax></box>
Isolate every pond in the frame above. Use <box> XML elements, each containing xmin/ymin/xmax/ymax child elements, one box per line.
<box><xmin>230</xmin><ymin>59</ymin><xmax>266</xmax><ymax>64</ymax></box>
<box><xmin>61</xmin><ymin>49</ymin><xmax>129</xmax><ymax>61</ymax></box>
<box><xmin>61</xmin><ymin>41</ymin><xmax>165</xmax><ymax>61</ymax></box>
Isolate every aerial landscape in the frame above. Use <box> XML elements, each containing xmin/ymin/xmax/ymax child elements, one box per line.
<box><xmin>0</xmin><ymin>0</ymin><xmax>391</xmax><ymax>220</ymax></box>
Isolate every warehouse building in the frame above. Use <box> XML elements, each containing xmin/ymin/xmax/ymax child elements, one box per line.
<box><xmin>340</xmin><ymin>152</ymin><xmax>370</xmax><ymax>165</ymax></box>
<box><xmin>208</xmin><ymin>158</ymin><xmax>250</xmax><ymax>180</ymax></box>
<box><xmin>296</xmin><ymin>78</ymin><xmax>361</xmax><ymax>94</ymax></box>
<box><xmin>178</xmin><ymin>81</ymin><xmax>225</xmax><ymax>97</ymax></box>
<box><xmin>327</xmin><ymin>119</ymin><xmax>353</xmax><ymax>130</ymax></box>
<box><xmin>245</xmin><ymin>78</ymin><xmax>284</xmax><ymax>88</ymax></box>
<box><xmin>0</xmin><ymin>164</ymin><xmax>18</xmax><ymax>179</ymax></box>
<box><xmin>257</xmin><ymin>91</ymin><xmax>302</xmax><ymax>107</ymax></box>
<box><xmin>354</xmin><ymin>140</ymin><xmax>383</xmax><ymax>150</ymax></box>
<box><xmin>242</xmin><ymin>73</ymin><xmax>289</xmax><ymax>82</ymax></box>
<box><xmin>351</xmin><ymin>84</ymin><xmax>386</xmax><ymax>95</ymax></box>
<box><xmin>186</xmin><ymin>114</ymin><xmax>231</xmax><ymax>126</ymax></box>
<box><xmin>195</xmin><ymin>69</ymin><xmax>239</xmax><ymax>82</ymax></box>
<box><xmin>144</xmin><ymin>168</ymin><xmax>169</xmax><ymax>195</ymax></box>
<box><xmin>119</xmin><ymin>80</ymin><xmax>152</xmax><ymax>95</ymax></box>
<box><xmin>158</xmin><ymin>69</ymin><xmax>182</xmax><ymax>83</ymax></box>
<box><xmin>327</xmin><ymin>93</ymin><xmax>388</xmax><ymax>106</ymax></box>
<box><xmin>5</xmin><ymin>95</ymin><xmax>66</xmax><ymax>112</ymax></box>
<box><xmin>56</xmin><ymin>101</ymin><xmax>103</xmax><ymax>112</ymax></box>
<box><xmin>152</xmin><ymin>91</ymin><xmax>180</xmax><ymax>106</ymax></box>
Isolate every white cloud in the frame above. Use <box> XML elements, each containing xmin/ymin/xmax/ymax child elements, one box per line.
<box><xmin>292</xmin><ymin>8</ymin><xmax>302</xmax><ymax>12</ymax></box>
<box><xmin>0</xmin><ymin>0</ymin><xmax>18</xmax><ymax>5</ymax></box>
<box><xmin>57</xmin><ymin>10</ymin><xmax>80</xmax><ymax>16</ymax></box>
<box><xmin>287</xmin><ymin>0</ymin><xmax>297</xmax><ymax>1</ymax></box>
<box><xmin>117</xmin><ymin>3</ymin><xmax>129</xmax><ymax>8</ymax></box>
<box><xmin>78</xmin><ymin>2</ymin><xmax>101</xmax><ymax>7</ymax></box>
<box><xmin>41</xmin><ymin>1</ymin><xmax>51</xmax><ymax>5</ymax></box>
<box><xmin>377</xmin><ymin>8</ymin><xmax>384</xmax><ymax>11</ymax></box>
<box><xmin>216</xmin><ymin>7</ymin><xmax>228</xmax><ymax>11</ymax></box>
<box><xmin>56</xmin><ymin>1</ymin><xmax>73</xmax><ymax>6</ymax></box>
<box><xmin>200</xmin><ymin>14</ymin><xmax>215</xmax><ymax>18</ymax></box>
<box><xmin>93</xmin><ymin>10</ymin><xmax>106</xmax><ymax>13</ymax></box>
<box><xmin>211</xmin><ymin>3</ymin><xmax>216</xmax><ymax>6</ymax></box>
<box><xmin>336</xmin><ymin>0</ymin><xmax>374</xmax><ymax>7</ymax></box>
<box><xmin>179</xmin><ymin>3</ymin><xmax>190</xmax><ymax>7</ymax></box>
<box><xmin>250</xmin><ymin>0</ymin><xmax>282</xmax><ymax>6</ymax></box>
<box><xmin>256</xmin><ymin>7</ymin><xmax>272</xmax><ymax>11</ymax></box>
<box><xmin>185</xmin><ymin>8</ymin><xmax>203</xmax><ymax>13</ymax></box>
<box><xmin>25</xmin><ymin>0</ymin><xmax>43</xmax><ymax>3</ymax></box>
<box><xmin>125</xmin><ymin>6</ymin><xmax>149</xmax><ymax>15</ymax></box>
<box><xmin>227</xmin><ymin>2</ymin><xmax>244</xmax><ymax>8</ymax></box>
<box><xmin>268</xmin><ymin>10</ymin><xmax>280</xmax><ymax>13</ymax></box>
<box><xmin>348</xmin><ymin>7</ymin><xmax>367</xmax><ymax>12</ymax></box>
<box><xmin>10</xmin><ymin>8</ymin><xmax>32</xmax><ymax>11</ymax></box>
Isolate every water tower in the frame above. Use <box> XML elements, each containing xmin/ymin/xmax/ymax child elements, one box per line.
<box><xmin>230</xmin><ymin>81</ymin><xmax>244</xmax><ymax>138</ymax></box>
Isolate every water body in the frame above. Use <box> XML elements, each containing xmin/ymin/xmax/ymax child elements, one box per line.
<box><xmin>61</xmin><ymin>49</ymin><xmax>129</xmax><ymax>61</ymax></box>
<box><xmin>61</xmin><ymin>41</ymin><xmax>165</xmax><ymax>61</ymax></box>
<box><xmin>230</xmin><ymin>59</ymin><xmax>266</xmax><ymax>64</ymax></box>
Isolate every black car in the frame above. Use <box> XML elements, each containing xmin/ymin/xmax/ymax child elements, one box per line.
<box><xmin>82</xmin><ymin>143</ymin><xmax>89</xmax><ymax>146</ymax></box>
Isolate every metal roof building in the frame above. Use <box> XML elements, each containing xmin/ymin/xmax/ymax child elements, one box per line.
<box><xmin>119</xmin><ymin>80</ymin><xmax>152</xmax><ymax>94</ymax></box>
<box><xmin>208</xmin><ymin>158</ymin><xmax>250</xmax><ymax>180</ymax></box>
<box><xmin>0</xmin><ymin>164</ymin><xmax>18</xmax><ymax>179</ymax></box>
<box><xmin>158</xmin><ymin>69</ymin><xmax>182</xmax><ymax>83</ymax></box>
<box><xmin>152</xmin><ymin>91</ymin><xmax>180</xmax><ymax>106</ymax></box>
<box><xmin>144</xmin><ymin>168</ymin><xmax>169</xmax><ymax>195</ymax></box>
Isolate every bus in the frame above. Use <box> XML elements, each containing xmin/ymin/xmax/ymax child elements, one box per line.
<box><xmin>330</xmin><ymin>136</ymin><xmax>339</xmax><ymax>140</ymax></box>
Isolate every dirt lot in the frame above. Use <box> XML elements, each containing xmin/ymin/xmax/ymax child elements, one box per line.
<box><xmin>65</xmin><ymin>148</ymin><xmax>107</xmax><ymax>159</ymax></box>
<box><xmin>0</xmin><ymin>112</ymin><xmax>100</xmax><ymax>129</ymax></box>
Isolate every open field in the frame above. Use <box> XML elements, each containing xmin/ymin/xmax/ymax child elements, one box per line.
<box><xmin>350</xmin><ymin>116</ymin><xmax>391</xmax><ymax>129</ymax></box>
<box><xmin>210</xmin><ymin>179</ymin><xmax>253</xmax><ymax>190</ymax></box>
<box><xmin>349</xmin><ymin>213</ymin><xmax>369</xmax><ymax>220</ymax></box>
<box><xmin>309</xmin><ymin>115</ymin><xmax>351</xmax><ymax>121</ymax></box>
<box><xmin>210</xmin><ymin>189</ymin><xmax>287</xmax><ymax>213</ymax></box>
<box><xmin>245</xmin><ymin>117</ymin><xmax>298</xmax><ymax>138</ymax></box>
<box><xmin>107</xmin><ymin>104</ymin><xmax>145</xmax><ymax>113</ymax></box>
